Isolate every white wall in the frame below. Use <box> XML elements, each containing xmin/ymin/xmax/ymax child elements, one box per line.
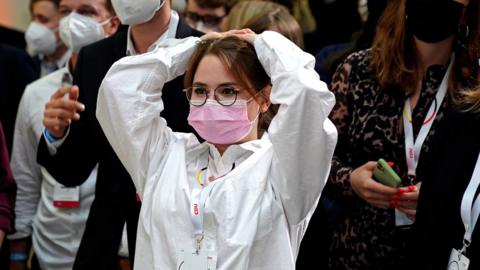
<box><xmin>0</xmin><ymin>0</ymin><xmax>31</xmax><ymax>32</ymax></box>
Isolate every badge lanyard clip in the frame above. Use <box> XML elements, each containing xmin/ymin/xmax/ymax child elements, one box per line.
<box><xmin>459</xmin><ymin>152</ymin><xmax>480</xmax><ymax>256</ymax></box>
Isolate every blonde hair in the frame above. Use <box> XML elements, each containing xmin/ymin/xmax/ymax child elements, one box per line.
<box><xmin>462</xmin><ymin>86</ymin><xmax>480</xmax><ymax>113</ymax></box>
<box><xmin>223</xmin><ymin>0</ymin><xmax>304</xmax><ymax>48</ymax></box>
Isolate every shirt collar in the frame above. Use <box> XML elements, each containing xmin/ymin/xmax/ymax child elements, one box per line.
<box><xmin>40</xmin><ymin>50</ymin><xmax>72</xmax><ymax>76</ymax></box>
<box><xmin>207</xmin><ymin>140</ymin><xmax>262</xmax><ymax>175</ymax></box>
<box><xmin>57</xmin><ymin>50</ymin><xmax>72</xmax><ymax>68</ymax></box>
<box><xmin>126</xmin><ymin>10</ymin><xmax>180</xmax><ymax>56</ymax></box>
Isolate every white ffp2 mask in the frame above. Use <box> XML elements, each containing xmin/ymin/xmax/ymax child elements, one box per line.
<box><xmin>25</xmin><ymin>21</ymin><xmax>58</xmax><ymax>56</ymax></box>
<box><xmin>111</xmin><ymin>0</ymin><xmax>165</xmax><ymax>25</ymax></box>
<box><xmin>59</xmin><ymin>12</ymin><xmax>109</xmax><ymax>53</ymax></box>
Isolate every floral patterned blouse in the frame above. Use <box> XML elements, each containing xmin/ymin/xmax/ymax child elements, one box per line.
<box><xmin>327</xmin><ymin>49</ymin><xmax>449</xmax><ymax>270</ymax></box>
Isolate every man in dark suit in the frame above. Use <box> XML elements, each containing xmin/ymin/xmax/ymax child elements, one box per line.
<box><xmin>37</xmin><ymin>1</ymin><xmax>202</xmax><ymax>269</ymax></box>
<box><xmin>0</xmin><ymin>44</ymin><xmax>37</xmax><ymax>154</ymax></box>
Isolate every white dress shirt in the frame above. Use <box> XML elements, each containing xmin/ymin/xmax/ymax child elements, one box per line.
<box><xmin>97</xmin><ymin>31</ymin><xmax>337</xmax><ymax>270</ymax></box>
<box><xmin>8</xmin><ymin>67</ymin><xmax>97</xmax><ymax>270</ymax></box>
<box><xmin>40</xmin><ymin>50</ymin><xmax>72</xmax><ymax>77</ymax></box>
<box><xmin>126</xmin><ymin>10</ymin><xmax>179</xmax><ymax>56</ymax></box>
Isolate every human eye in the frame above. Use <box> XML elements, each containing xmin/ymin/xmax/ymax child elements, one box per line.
<box><xmin>59</xmin><ymin>7</ymin><xmax>71</xmax><ymax>17</ymax></box>
<box><xmin>193</xmin><ymin>86</ymin><xmax>208</xmax><ymax>95</ymax></box>
<box><xmin>77</xmin><ymin>6</ymin><xmax>97</xmax><ymax>17</ymax></box>
<box><xmin>219</xmin><ymin>86</ymin><xmax>237</xmax><ymax>96</ymax></box>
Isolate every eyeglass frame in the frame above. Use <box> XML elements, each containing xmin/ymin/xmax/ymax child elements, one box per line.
<box><xmin>184</xmin><ymin>11</ymin><xmax>227</xmax><ymax>27</ymax></box>
<box><xmin>183</xmin><ymin>85</ymin><xmax>261</xmax><ymax>107</ymax></box>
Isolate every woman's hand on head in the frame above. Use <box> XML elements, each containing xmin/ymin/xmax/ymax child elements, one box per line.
<box><xmin>350</xmin><ymin>161</ymin><xmax>398</xmax><ymax>209</ymax></box>
<box><xmin>200</xmin><ymin>29</ymin><xmax>257</xmax><ymax>44</ymax></box>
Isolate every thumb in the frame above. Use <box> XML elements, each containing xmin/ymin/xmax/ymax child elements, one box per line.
<box><xmin>364</xmin><ymin>161</ymin><xmax>378</xmax><ymax>171</ymax></box>
<box><xmin>69</xmin><ymin>85</ymin><xmax>80</xmax><ymax>101</ymax></box>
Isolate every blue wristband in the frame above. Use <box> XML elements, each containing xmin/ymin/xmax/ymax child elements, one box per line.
<box><xmin>10</xmin><ymin>252</ymin><xmax>28</xmax><ymax>261</ymax></box>
<box><xmin>44</xmin><ymin>128</ymin><xmax>61</xmax><ymax>143</ymax></box>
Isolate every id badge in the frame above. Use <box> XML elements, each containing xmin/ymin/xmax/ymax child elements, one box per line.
<box><xmin>395</xmin><ymin>209</ymin><xmax>414</xmax><ymax>226</ymax></box>
<box><xmin>53</xmin><ymin>183</ymin><xmax>80</xmax><ymax>208</ymax></box>
<box><xmin>448</xmin><ymin>249</ymin><xmax>470</xmax><ymax>270</ymax></box>
<box><xmin>177</xmin><ymin>250</ymin><xmax>217</xmax><ymax>270</ymax></box>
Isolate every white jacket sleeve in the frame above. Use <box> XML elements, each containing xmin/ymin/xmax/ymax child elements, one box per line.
<box><xmin>256</xmin><ymin>31</ymin><xmax>338</xmax><ymax>225</ymax></box>
<box><xmin>96</xmin><ymin>37</ymin><xmax>200</xmax><ymax>196</ymax></box>
<box><xmin>8</xmin><ymin>89</ymin><xmax>41</xmax><ymax>239</ymax></box>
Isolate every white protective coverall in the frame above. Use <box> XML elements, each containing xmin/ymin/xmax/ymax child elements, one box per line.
<box><xmin>96</xmin><ymin>31</ymin><xmax>337</xmax><ymax>270</ymax></box>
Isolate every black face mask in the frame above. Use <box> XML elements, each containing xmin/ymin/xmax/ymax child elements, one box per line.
<box><xmin>406</xmin><ymin>0</ymin><xmax>465</xmax><ymax>43</ymax></box>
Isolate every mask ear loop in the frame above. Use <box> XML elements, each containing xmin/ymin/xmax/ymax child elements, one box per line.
<box><xmin>99</xmin><ymin>17</ymin><xmax>114</xmax><ymax>37</ymax></box>
<box><xmin>246</xmin><ymin>87</ymin><xmax>271</xmax><ymax>124</ymax></box>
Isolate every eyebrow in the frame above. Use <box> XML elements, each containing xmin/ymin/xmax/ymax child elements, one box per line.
<box><xmin>192</xmin><ymin>82</ymin><xmax>239</xmax><ymax>87</ymax></box>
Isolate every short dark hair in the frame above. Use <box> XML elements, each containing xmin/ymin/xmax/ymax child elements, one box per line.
<box><xmin>30</xmin><ymin>0</ymin><xmax>60</xmax><ymax>12</ymax></box>
<box><xmin>189</xmin><ymin>0</ymin><xmax>238</xmax><ymax>13</ymax></box>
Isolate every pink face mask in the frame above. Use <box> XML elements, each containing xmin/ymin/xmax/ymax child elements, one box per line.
<box><xmin>187</xmin><ymin>99</ymin><xmax>259</xmax><ymax>144</ymax></box>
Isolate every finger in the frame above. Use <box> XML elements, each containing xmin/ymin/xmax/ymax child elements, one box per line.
<box><xmin>368</xmin><ymin>199</ymin><xmax>392</xmax><ymax>209</ymax></box>
<box><xmin>51</xmin><ymin>86</ymin><xmax>73</xmax><ymax>99</ymax></box>
<box><xmin>68</xmin><ymin>85</ymin><xmax>79</xmax><ymax>101</ymax></box>
<box><xmin>225</xmin><ymin>29</ymin><xmax>251</xmax><ymax>35</ymax></box>
<box><xmin>47</xmin><ymin>98</ymin><xmax>85</xmax><ymax>112</ymax></box>
<box><xmin>363</xmin><ymin>190</ymin><xmax>396</xmax><ymax>201</ymax></box>
<box><xmin>363</xmin><ymin>161</ymin><xmax>378</xmax><ymax>171</ymax></box>
<box><xmin>366</xmin><ymin>179</ymin><xmax>399</xmax><ymax>196</ymax></box>
<box><xmin>395</xmin><ymin>200</ymin><xmax>417</xmax><ymax>210</ymax></box>
<box><xmin>397</xmin><ymin>191</ymin><xmax>419</xmax><ymax>201</ymax></box>
<box><xmin>200</xmin><ymin>32</ymin><xmax>223</xmax><ymax>41</ymax></box>
<box><xmin>44</xmin><ymin>108</ymin><xmax>78</xmax><ymax>120</ymax></box>
<box><xmin>396</xmin><ymin>206</ymin><xmax>416</xmax><ymax>217</ymax></box>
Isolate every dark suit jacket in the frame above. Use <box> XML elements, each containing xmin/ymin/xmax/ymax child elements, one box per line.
<box><xmin>0</xmin><ymin>25</ymin><xmax>27</xmax><ymax>50</ymax></box>
<box><xmin>0</xmin><ymin>44</ymin><xmax>37</xmax><ymax>154</ymax></box>
<box><xmin>0</xmin><ymin>121</ymin><xmax>16</xmax><ymax>234</ymax></box>
<box><xmin>37</xmin><ymin>21</ymin><xmax>202</xmax><ymax>270</ymax></box>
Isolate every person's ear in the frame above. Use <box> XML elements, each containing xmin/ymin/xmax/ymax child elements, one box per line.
<box><xmin>260</xmin><ymin>85</ymin><xmax>272</xmax><ymax>113</ymax></box>
<box><xmin>104</xmin><ymin>16</ymin><xmax>121</xmax><ymax>37</ymax></box>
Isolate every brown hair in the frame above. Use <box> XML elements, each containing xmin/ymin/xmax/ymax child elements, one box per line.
<box><xmin>184</xmin><ymin>36</ymin><xmax>275</xmax><ymax>135</ymax></box>
<box><xmin>463</xmin><ymin>87</ymin><xmax>480</xmax><ymax>113</ymax></box>
<box><xmin>370</xmin><ymin>0</ymin><xmax>480</xmax><ymax>96</ymax></box>
<box><xmin>31</xmin><ymin>0</ymin><xmax>116</xmax><ymax>16</ymax></box>
<box><xmin>105</xmin><ymin>0</ymin><xmax>116</xmax><ymax>16</ymax></box>
<box><xmin>30</xmin><ymin>0</ymin><xmax>60</xmax><ymax>12</ymax></box>
<box><xmin>189</xmin><ymin>0</ymin><xmax>238</xmax><ymax>12</ymax></box>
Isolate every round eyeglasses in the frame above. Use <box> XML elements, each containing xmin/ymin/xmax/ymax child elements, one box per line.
<box><xmin>184</xmin><ymin>85</ymin><xmax>242</xmax><ymax>107</ymax></box>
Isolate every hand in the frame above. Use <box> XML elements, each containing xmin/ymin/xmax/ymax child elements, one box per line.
<box><xmin>350</xmin><ymin>161</ymin><xmax>399</xmax><ymax>209</ymax></box>
<box><xmin>200</xmin><ymin>29</ymin><xmax>257</xmax><ymax>44</ymax></box>
<box><xmin>43</xmin><ymin>85</ymin><xmax>85</xmax><ymax>138</ymax></box>
<box><xmin>395</xmin><ymin>182</ymin><xmax>421</xmax><ymax>221</ymax></box>
<box><xmin>9</xmin><ymin>261</ymin><xmax>27</xmax><ymax>270</ymax></box>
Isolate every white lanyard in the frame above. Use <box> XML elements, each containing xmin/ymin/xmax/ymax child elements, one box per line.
<box><xmin>190</xmin><ymin>157</ymin><xmax>234</xmax><ymax>254</ymax></box>
<box><xmin>191</xmin><ymin>164</ymin><xmax>214</xmax><ymax>254</ymax></box>
<box><xmin>459</xmin><ymin>153</ymin><xmax>480</xmax><ymax>254</ymax></box>
<box><xmin>403</xmin><ymin>55</ymin><xmax>454</xmax><ymax>180</ymax></box>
